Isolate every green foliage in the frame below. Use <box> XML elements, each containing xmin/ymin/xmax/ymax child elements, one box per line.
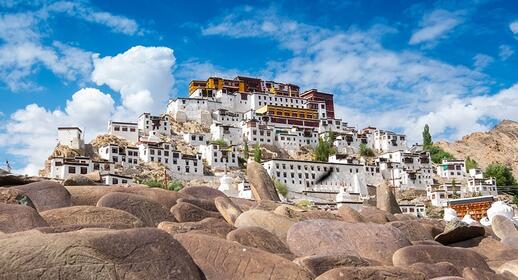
<box><xmin>253</xmin><ymin>144</ymin><xmax>262</xmax><ymax>163</ymax></box>
<box><xmin>142</xmin><ymin>179</ymin><xmax>165</xmax><ymax>189</ymax></box>
<box><xmin>484</xmin><ymin>164</ymin><xmax>517</xmax><ymax>186</ymax></box>
<box><xmin>238</xmin><ymin>157</ymin><xmax>247</xmax><ymax>169</ymax></box>
<box><xmin>451</xmin><ymin>179</ymin><xmax>460</xmax><ymax>199</ymax></box>
<box><xmin>211</xmin><ymin>139</ymin><xmax>228</xmax><ymax>148</ymax></box>
<box><xmin>167</xmin><ymin>181</ymin><xmax>183</xmax><ymax>191</ymax></box>
<box><xmin>243</xmin><ymin>141</ymin><xmax>249</xmax><ymax>159</ymax></box>
<box><xmin>422</xmin><ymin>124</ymin><xmax>433</xmax><ymax>148</ymax></box>
<box><xmin>274</xmin><ymin>179</ymin><xmax>288</xmax><ymax>197</ymax></box>
<box><xmin>465</xmin><ymin>157</ymin><xmax>478</xmax><ymax>170</ymax></box>
<box><xmin>359</xmin><ymin>143</ymin><xmax>375</xmax><ymax>157</ymax></box>
<box><xmin>426</xmin><ymin>145</ymin><xmax>454</xmax><ymax>164</ymax></box>
<box><xmin>296</xmin><ymin>199</ymin><xmax>314</xmax><ymax>208</ymax></box>
<box><xmin>313</xmin><ymin>133</ymin><xmax>336</xmax><ymax>162</ymax></box>
<box><xmin>512</xmin><ymin>195</ymin><xmax>518</xmax><ymax>205</ymax></box>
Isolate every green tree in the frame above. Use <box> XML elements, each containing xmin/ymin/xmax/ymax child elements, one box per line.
<box><xmin>243</xmin><ymin>141</ymin><xmax>249</xmax><ymax>160</ymax></box>
<box><xmin>274</xmin><ymin>179</ymin><xmax>288</xmax><ymax>197</ymax></box>
<box><xmin>313</xmin><ymin>133</ymin><xmax>336</xmax><ymax>161</ymax></box>
<box><xmin>451</xmin><ymin>179</ymin><xmax>460</xmax><ymax>199</ymax></box>
<box><xmin>211</xmin><ymin>139</ymin><xmax>228</xmax><ymax>148</ymax></box>
<box><xmin>465</xmin><ymin>157</ymin><xmax>478</xmax><ymax>170</ymax></box>
<box><xmin>167</xmin><ymin>181</ymin><xmax>183</xmax><ymax>191</ymax></box>
<box><xmin>359</xmin><ymin>143</ymin><xmax>375</xmax><ymax>157</ymax></box>
<box><xmin>253</xmin><ymin>144</ymin><xmax>262</xmax><ymax>163</ymax></box>
<box><xmin>484</xmin><ymin>164</ymin><xmax>517</xmax><ymax>186</ymax></box>
<box><xmin>422</xmin><ymin>124</ymin><xmax>433</xmax><ymax>148</ymax></box>
<box><xmin>427</xmin><ymin>145</ymin><xmax>454</xmax><ymax>164</ymax></box>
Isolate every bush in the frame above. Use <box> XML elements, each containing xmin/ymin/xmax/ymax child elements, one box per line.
<box><xmin>211</xmin><ymin>139</ymin><xmax>228</xmax><ymax>148</ymax></box>
<box><xmin>313</xmin><ymin>133</ymin><xmax>336</xmax><ymax>162</ymax></box>
<box><xmin>465</xmin><ymin>156</ymin><xmax>478</xmax><ymax>170</ymax></box>
<box><xmin>254</xmin><ymin>144</ymin><xmax>262</xmax><ymax>163</ymax></box>
<box><xmin>167</xmin><ymin>181</ymin><xmax>183</xmax><ymax>191</ymax></box>
<box><xmin>142</xmin><ymin>179</ymin><xmax>165</xmax><ymax>189</ymax></box>
<box><xmin>296</xmin><ymin>199</ymin><xmax>314</xmax><ymax>208</ymax></box>
<box><xmin>274</xmin><ymin>179</ymin><xmax>288</xmax><ymax>197</ymax></box>
<box><xmin>359</xmin><ymin>143</ymin><xmax>375</xmax><ymax>157</ymax></box>
<box><xmin>484</xmin><ymin>164</ymin><xmax>517</xmax><ymax>186</ymax></box>
<box><xmin>426</xmin><ymin>145</ymin><xmax>454</xmax><ymax>164</ymax></box>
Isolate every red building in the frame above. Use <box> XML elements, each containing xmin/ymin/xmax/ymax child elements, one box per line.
<box><xmin>300</xmin><ymin>89</ymin><xmax>335</xmax><ymax>119</ymax></box>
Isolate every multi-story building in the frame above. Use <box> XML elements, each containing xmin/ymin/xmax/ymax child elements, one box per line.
<box><xmin>138</xmin><ymin>141</ymin><xmax>203</xmax><ymax>175</ymax></box>
<box><xmin>57</xmin><ymin>127</ymin><xmax>84</xmax><ymax>150</ymax></box>
<box><xmin>210</xmin><ymin>123</ymin><xmax>242</xmax><ymax>146</ymax></box>
<box><xmin>372</xmin><ymin>129</ymin><xmax>407</xmax><ymax>153</ymax></box>
<box><xmin>107</xmin><ymin>121</ymin><xmax>138</xmax><ymax>143</ymax></box>
<box><xmin>255</xmin><ymin>105</ymin><xmax>320</xmax><ymax>129</ymax></box>
<box><xmin>242</xmin><ymin>120</ymin><xmax>274</xmax><ymax>145</ymax></box>
<box><xmin>378</xmin><ymin>150</ymin><xmax>433</xmax><ymax>190</ymax></box>
<box><xmin>48</xmin><ymin>156</ymin><xmax>113</xmax><ymax>179</ymax></box>
<box><xmin>183</xmin><ymin>133</ymin><xmax>210</xmax><ymax>147</ymax></box>
<box><xmin>427</xmin><ymin>182</ymin><xmax>463</xmax><ymax>207</ymax></box>
<box><xmin>101</xmin><ymin>173</ymin><xmax>133</xmax><ymax>185</ymax></box>
<box><xmin>199</xmin><ymin>144</ymin><xmax>239</xmax><ymax>170</ymax></box>
<box><xmin>301</xmin><ymin>89</ymin><xmax>335</xmax><ymax>119</ymax></box>
<box><xmin>138</xmin><ymin>113</ymin><xmax>171</xmax><ymax>136</ymax></box>
<box><xmin>333</xmin><ymin>131</ymin><xmax>363</xmax><ymax>155</ymax></box>
<box><xmin>98</xmin><ymin>144</ymin><xmax>139</xmax><ymax>167</ymax></box>
<box><xmin>167</xmin><ymin>98</ymin><xmax>220</xmax><ymax>123</ymax></box>
<box><xmin>464</xmin><ymin>177</ymin><xmax>498</xmax><ymax>197</ymax></box>
<box><xmin>212</xmin><ymin>109</ymin><xmax>242</xmax><ymax>126</ymax></box>
<box><xmin>274</xmin><ymin>127</ymin><xmax>319</xmax><ymax>151</ymax></box>
<box><xmin>436</xmin><ymin>159</ymin><xmax>467</xmax><ymax>179</ymax></box>
<box><xmin>399</xmin><ymin>203</ymin><xmax>427</xmax><ymax>217</ymax></box>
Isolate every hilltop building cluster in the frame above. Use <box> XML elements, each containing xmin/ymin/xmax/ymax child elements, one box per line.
<box><xmin>42</xmin><ymin>76</ymin><xmax>499</xmax><ymax>216</ymax></box>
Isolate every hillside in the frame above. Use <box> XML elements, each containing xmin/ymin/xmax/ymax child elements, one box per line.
<box><xmin>436</xmin><ymin>120</ymin><xmax>518</xmax><ymax>179</ymax></box>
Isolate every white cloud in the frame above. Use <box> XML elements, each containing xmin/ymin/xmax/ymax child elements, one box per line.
<box><xmin>91</xmin><ymin>46</ymin><xmax>175</xmax><ymax>116</ymax></box>
<box><xmin>409</xmin><ymin>9</ymin><xmax>464</xmax><ymax>45</ymax></box>
<box><xmin>0</xmin><ymin>88</ymin><xmax>115</xmax><ymax>175</ymax></box>
<box><xmin>472</xmin><ymin>53</ymin><xmax>494</xmax><ymax>70</ymax></box>
<box><xmin>499</xmin><ymin>45</ymin><xmax>514</xmax><ymax>61</ymax></box>
<box><xmin>510</xmin><ymin>21</ymin><xmax>518</xmax><ymax>34</ymax></box>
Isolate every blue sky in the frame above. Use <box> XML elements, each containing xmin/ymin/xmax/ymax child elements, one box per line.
<box><xmin>0</xmin><ymin>0</ymin><xmax>517</xmax><ymax>174</ymax></box>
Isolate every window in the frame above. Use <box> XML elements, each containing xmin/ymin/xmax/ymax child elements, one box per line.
<box><xmin>114</xmin><ymin>126</ymin><xmax>120</xmax><ymax>131</ymax></box>
<box><xmin>130</xmin><ymin>128</ymin><xmax>136</xmax><ymax>132</ymax></box>
<box><xmin>68</xmin><ymin>166</ymin><xmax>76</xmax><ymax>174</ymax></box>
<box><xmin>112</xmin><ymin>178</ymin><xmax>118</xmax><ymax>184</ymax></box>
<box><xmin>122</xmin><ymin>127</ymin><xmax>128</xmax><ymax>132</ymax></box>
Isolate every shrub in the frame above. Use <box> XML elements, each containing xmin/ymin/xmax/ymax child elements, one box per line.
<box><xmin>142</xmin><ymin>179</ymin><xmax>165</xmax><ymax>189</ymax></box>
<box><xmin>484</xmin><ymin>164</ymin><xmax>517</xmax><ymax>186</ymax></box>
<box><xmin>274</xmin><ymin>179</ymin><xmax>288</xmax><ymax>197</ymax></box>
<box><xmin>167</xmin><ymin>181</ymin><xmax>183</xmax><ymax>191</ymax></box>
<box><xmin>359</xmin><ymin>143</ymin><xmax>375</xmax><ymax>157</ymax></box>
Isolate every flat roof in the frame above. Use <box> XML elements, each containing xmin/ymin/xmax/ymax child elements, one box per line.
<box><xmin>101</xmin><ymin>173</ymin><xmax>133</xmax><ymax>179</ymax></box>
<box><xmin>263</xmin><ymin>158</ymin><xmax>363</xmax><ymax>167</ymax></box>
<box><xmin>110</xmin><ymin>121</ymin><xmax>137</xmax><ymax>125</ymax></box>
<box><xmin>58</xmin><ymin>127</ymin><xmax>82</xmax><ymax>132</ymax></box>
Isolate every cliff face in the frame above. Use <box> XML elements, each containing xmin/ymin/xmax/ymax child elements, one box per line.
<box><xmin>436</xmin><ymin>120</ymin><xmax>518</xmax><ymax>178</ymax></box>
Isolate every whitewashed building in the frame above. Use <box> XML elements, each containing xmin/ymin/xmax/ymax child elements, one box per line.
<box><xmin>242</xmin><ymin>120</ymin><xmax>274</xmax><ymax>145</ymax></box>
<box><xmin>427</xmin><ymin>182</ymin><xmax>463</xmax><ymax>207</ymax></box>
<box><xmin>399</xmin><ymin>203</ymin><xmax>427</xmax><ymax>217</ymax></box>
<box><xmin>183</xmin><ymin>133</ymin><xmax>210</xmax><ymax>146</ymax></box>
<box><xmin>210</xmin><ymin>123</ymin><xmax>242</xmax><ymax>146</ymax></box>
<box><xmin>49</xmin><ymin>156</ymin><xmax>113</xmax><ymax>179</ymax></box>
<box><xmin>464</xmin><ymin>177</ymin><xmax>498</xmax><ymax>197</ymax></box>
<box><xmin>107</xmin><ymin>121</ymin><xmax>138</xmax><ymax>143</ymax></box>
<box><xmin>199</xmin><ymin>144</ymin><xmax>239</xmax><ymax>169</ymax></box>
<box><xmin>436</xmin><ymin>159</ymin><xmax>467</xmax><ymax>179</ymax></box>
<box><xmin>378</xmin><ymin>150</ymin><xmax>433</xmax><ymax>190</ymax></box>
<box><xmin>57</xmin><ymin>127</ymin><xmax>84</xmax><ymax>150</ymax></box>
<box><xmin>138</xmin><ymin>113</ymin><xmax>171</xmax><ymax>136</ymax></box>
<box><xmin>167</xmin><ymin>98</ymin><xmax>220</xmax><ymax>123</ymax></box>
<box><xmin>101</xmin><ymin>173</ymin><xmax>133</xmax><ymax>185</ymax></box>
<box><xmin>372</xmin><ymin>129</ymin><xmax>407</xmax><ymax>153</ymax></box>
<box><xmin>138</xmin><ymin>141</ymin><xmax>203</xmax><ymax>175</ymax></box>
<box><xmin>98</xmin><ymin>144</ymin><xmax>139</xmax><ymax>167</ymax></box>
<box><xmin>274</xmin><ymin>128</ymin><xmax>318</xmax><ymax>151</ymax></box>
<box><xmin>212</xmin><ymin>109</ymin><xmax>242</xmax><ymax>126</ymax></box>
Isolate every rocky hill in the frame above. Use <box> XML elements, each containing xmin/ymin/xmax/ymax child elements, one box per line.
<box><xmin>436</xmin><ymin>120</ymin><xmax>518</xmax><ymax>178</ymax></box>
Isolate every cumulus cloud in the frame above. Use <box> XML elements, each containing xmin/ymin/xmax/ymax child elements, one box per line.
<box><xmin>91</xmin><ymin>46</ymin><xmax>175</xmax><ymax>116</ymax></box>
<box><xmin>510</xmin><ymin>21</ymin><xmax>518</xmax><ymax>34</ymax></box>
<box><xmin>409</xmin><ymin>9</ymin><xmax>464</xmax><ymax>45</ymax></box>
<box><xmin>0</xmin><ymin>88</ymin><xmax>115</xmax><ymax>175</ymax></box>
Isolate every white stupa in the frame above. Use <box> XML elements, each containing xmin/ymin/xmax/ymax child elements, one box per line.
<box><xmin>218</xmin><ymin>164</ymin><xmax>237</xmax><ymax>197</ymax></box>
<box><xmin>461</xmin><ymin>214</ymin><xmax>476</xmax><ymax>224</ymax></box>
<box><xmin>443</xmin><ymin>208</ymin><xmax>458</xmax><ymax>222</ymax></box>
<box><xmin>487</xmin><ymin>201</ymin><xmax>514</xmax><ymax>222</ymax></box>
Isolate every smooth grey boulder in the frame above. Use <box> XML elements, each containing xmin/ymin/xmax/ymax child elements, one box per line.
<box><xmin>246</xmin><ymin>161</ymin><xmax>281</xmax><ymax>201</ymax></box>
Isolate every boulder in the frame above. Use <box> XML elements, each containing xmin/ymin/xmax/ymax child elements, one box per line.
<box><xmin>0</xmin><ymin>187</ymin><xmax>36</xmax><ymax>208</ymax></box>
<box><xmin>387</xmin><ymin>220</ymin><xmax>434</xmax><ymax>241</ymax></box>
<box><xmin>287</xmin><ymin>219</ymin><xmax>411</xmax><ymax>265</ymax></box>
<box><xmin>395</xmin><ymin>213</ymin><xmax>418</xmax><ymax>220</ymax></box>
<box><xmin>175</xmin><ymin>233</ymin><xmax>312</xmax><ymax>280</ymax></box>
<box><xmin>124</xmin><ymin>187</ymin><xmax>189</xmax><ymax>210</ymax></box>
<box><xmin>358</xmin><ymin>206</ymin><xmax>397</xmax><ymax>224</ymax></box>
<box><xmin>63</xmin><ymin>174</ymin><xmax>97</xmax><ymax>186</ymax></box>
<box><xmin>408</xmin><ymin>262</ymin><xmax>461</xmax><ymax>278</ymax></box>
<box><xmin>40</xmin><ymin>205</ymin><xmax>144</xmax><ymax>228</ymax></box>
<box><xmin>376</xmin><ymin>181</ymin><xmax>401</xmax><ymax>214</ymax></box>
<box><xmin>234</xmin><ymin>209</ymin><xmax>296</xmax><ymax>242</ymax></box>
<box><xmin>14</xmin><ymin>180</ymin><xmax>71</xmax><ymax>211</ymax></box>
<box><xmin>35</xmin><ymin>223</ymin><xmax>133</xmax><ymax>233</ymax></box>
<box><xmin>229</xmin><ymin>197</ymin><xmax>256</xmax><ymax>211</ymax></box>
<box><xmin>463</xmin><ymin>267</ymin><xmax>510</xmax><ymax>280</ymax></box>
<box><xmin>336</xmin><ymin>205</ymin><xmax>366</xmax><ymax>223</ymax></box>
<box><xmin>246</xmin><ymin>161</ymin><xmax>281</xmax><ymax>201</ymax></box>
<box><xmin>434</xmin><ymin>220</ymin><xmax>485</xmax><ymax>245</ymax></box>
<box><xmin>0</xmin><ymin>203</ymin><xmax>48</xmax><ymax>233</ymax></box>
<box><xmin>293</xmin><ymin>254</ymin><xmax>371</xmax><ymax>277</ymax></box>
<box><xmin>170</xmin><ymin>202</ymin><xmax>221</xmax><ymax>222</ymax></box>
<box><xmin>158</xmin><ymin>217</ymin><xmax>233</xmax><ymax>239</ymax></box>
<box><xmin>97</xmin><ymin>192</ymin><xmax>176</xmax><ymax>227</ymax></box>
<box><xmin>392</xmin><ymin>245</ymin><xmax>491</xmax><ymax>271</ymax></box>
<box><xmin>0</xmin><ymin>172</ymin><xmax>42</xmax><ymax>186</ymax></box>
<box><xmin>178</xmin><ymin>197</ymin><xmax>218</xmax><ymax>212</ymax></box>
<box><xmin>448</xmin><ymin>236</ymin><xmax>518</xmax><ymax>268</ymax></box>
<box><xmin>315</xmin><ymin>266</ymin><xmax>426</xmax><ymax>280</ymax></box>
<box><xmin>412</xmin><ymin>240</ymin><xmax>443</xmax><ymax>246</ymax></box>
<box><xmin>274</xmin><ymin>205</ymin><xmax>341</xmax><ymax>221</ymax></box>
<box><xmin>84</xmin><ymin>170</ymin><xmax>102</xmax><ymax>182</ymax></box>
<box><xmin>429</xmin><ymin>277</ymin><xmax>464</xmax><ymax>280</ymax></box>
<box><xmin>251</xmin><ymin>200</ymin><xmax>284</xmax><ymax>211</ymax></box>
<box><xmin>214</xmin><ymin>196</ymin><xmax>242</xmax><ymax>225</ymax></box>
<box><xmin>0</xmin><ymin>228</ymin><xmax>201</xmax><ymax>279</ymax></box>
<box><xmin>65</xmin><ymin>185</ymin><xmax>124</xmax><ymax>205</ymax></box>
<box><xmin>497</xmin><ymin>259</ymin><xmax>518</xmax><ymax>279</ymax></box>
<box><xmin>492</xmin><ymin>215</ymin><xmax>518</xmax><ymax>247</ymax></box>
<box><xmin>179</xmin><ymin>186</ymin><xmax>226</xmax><ymax>202</ymax></box>
<box><xmin>226</xmin><ymin>226</ymin><xmax>291</xmax><ymax>255</ymax></box>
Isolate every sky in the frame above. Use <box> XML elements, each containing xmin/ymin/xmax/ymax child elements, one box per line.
<box><xmin>0</xmin><ymin>0</ymin><xmax>517</xmax><ymax>175</ymax></box>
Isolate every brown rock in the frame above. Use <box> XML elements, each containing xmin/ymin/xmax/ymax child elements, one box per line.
<box><xmin>336</xmin><ymin>205</ymin><xmax>366</xmax><ymax>223</ymax></box>
<box><xmin>40</xmin><ymin>205</ymin><xmax>144</xmax><ymax>228</ymax></box>
<box><xmin>65</xmin><ymin>185</ymin><xmax>123</xmax><ymax>205</ymax></box>
<box><xmin>294</xmin><ymin>254</ymin><xmax>371</xmax><ymax>277</ymax></box>
<box><xmin>435</xmin><ymin>220</ymin><xmax>485</xmax><ymax>245</ymax></box>
<box><xmin>215</xmin><ymin>196</ymin><xmax>242</xmax><ymax>225</ymax></box>
<box><xmin>0</xmin><ymin>187</ymin><xmax>36</xmax><ymax>208</ymax></box>
<box><xmin>158</xmin><ymin>217</ymin><xmax>233</xmax><ymax>239</ymax></box>
<box><xmin>178</xmin><ymin>197</ymin><xmax>217</xmax><ymax>211</ymax></box>
<box><xmin>63</xmin><ymin>174</ymin><xmax>97</xmax><ymax>186</ymax></box>
<box><xmin>492</xmin><ymin>215</ymin><xmax>518</xmax><ymax>249</ymax></box>
<box><xmin>35</xmin><ymin>223</ymin><xmax>133</xmax><ymax>233</ymax></box>
<box><xmin>251</xmin><ymin>200</ymin><xmax>284</xmax><ymax>210</ymax></box>
<box><xmin>246</xmin><ymin>161</ymin><xmax>281</xmax><ymax>201</ymax></box>
<box><xmin>226</xmin><ymin>226</ymin><xmax>291</xmax><ymax>255</ymax></box>
<box><xmin>395</xmin><ymin>213</ymin><xmax>418</xmax><ymax>220</ymax></box>
<box><xmin>315</xmin><ymin>266</ymin><xmax>426</xmax><ymax>280</ymax></box>
<box><xmin>449</xmin><ymin>236</ymin><xmax>518</xmax><ymax>267</ymax></box>
<box><xmin>392</xmin><ymin>245</ymin><xmax>491</xmax><ymax>271</ymax></box>
<box><xmin>234</xmin><ymin>209</ymin><xmax>296</xmax><ymax>242</ymax></box>
<box><xmin>230</xmin><ymin>197</ymin><xmax>256</xmax><ymax>211</ymax></box>
<box><xmin>170</xmin><ymin>201</ymin><xmax>221</xmax><ymax>222</ymax></box>
<box><xmin>497</xmin><ymin>259</ymin><xmax>518</xmax><ymax>279</ymax></box>
<box><xmin>429</xmin><ymin>277</ymin><xmax>465</xmax><ymax>280</ymax></box>
<box><xmin>287</xmin><ymin>219</ymin><xmax>411</xmax><ymax>265</ymax></box>
<box><xmin>376</xmin><ymin>181</ymin><xmax>401</xmax><ymax>214</ymax></box>
<box><xmin>179</xmin><ymin>186</ymin><xmax>227</xmax><ymax>202</ymax></box>
<box><xmin>84</xmin><ymin>170</ymin><xmax>101</xmax><ymax>182</ymax></box>
<box><xmin>359</xmin><ymin>206</ymin><xmax>397</xmax><ymax>224</ymax></box>
<box><xmin>463</xmin><ymin>267</ymin><xmax>509</xmax><ymax>280</ymax></box>
<box><xmin>13</xmin><ymin>180</ymin><xmax>71</xmax><ymax>211</ymax></box>
<box><xmin>97</xmin><ymin>192</ymin><xmax>176</xmax><ymax>227</ymax></box>
<box><xmin>0</xmin><ymin>228</ymin><xmax>201</xmax><ymax>279</ymax></box>
<box><xmin>0</xmin><ymin>203</ymin><xmax>48</xmax><ymax>233</ymax></box>
<box><xmin>175</xmin><ymin>233</ymin><xmax>312</xmax><ymax>280</ymax></box>
<box><xmin>412</xmin><ymin>240</ymin><xmax>443</xmax><ymax>245</ymax></box>
<box><xmin>274</xmin><ymin>205</ymin><xmax>341</xmax><ymax>221</ymax></box>
<box><xmin>408</xmin><ymin>262</ymin><xmax>460</xmax><ymax>278</ymax></box>
<box><xmin>388</xmin><ymin>220</ymin><xmax>434</xmax><ymax>241</ymax></box>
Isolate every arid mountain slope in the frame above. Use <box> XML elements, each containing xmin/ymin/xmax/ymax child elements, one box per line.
<box><xmin>436</xmin><ymin>120</ymin><xmax>518</xmax><ymax>178</ymax></box>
